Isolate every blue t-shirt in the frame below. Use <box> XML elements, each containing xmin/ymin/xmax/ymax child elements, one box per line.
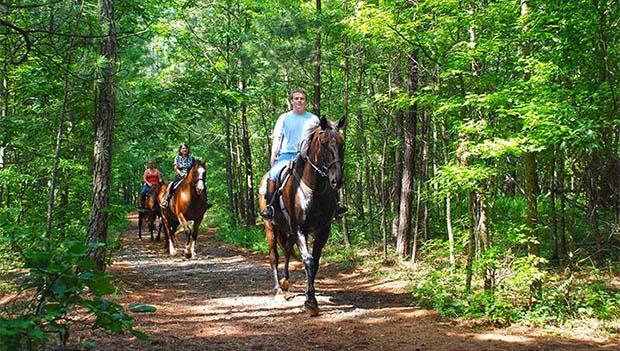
<box><xmin>272</xmin><ymin>111</ymin><xmax>319</xmax><ymax>156</ymax></box>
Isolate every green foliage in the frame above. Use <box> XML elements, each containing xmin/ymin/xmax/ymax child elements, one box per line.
<box><xmin>216</xmin><ymin>224</ymin><xmax>269</xmax><ymax>254</ymax></box>
<box><xmin>0</xmin><ymin>239</ymin><xmax>145</xmax><ymax>350</ymax></box>
<box><xmin>408</xmin><ymin>241</ymin><xmax>620</xmax><ymax>328</ymax></box>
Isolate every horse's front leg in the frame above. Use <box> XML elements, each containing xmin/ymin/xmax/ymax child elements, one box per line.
<box><xmin>176</xmin><ymin>213</ymin><xmax>193</xmax><ymax>259</ymax></box>
<box><xmin>160</xmin><ymin>213</ymin><xmax>176</xmax><ymax>256</ymax></box>
<box><xmin>309</xmin><ymin>226</ymin><xmax>330</xmax><ymax>298</ymax></box>
<box><xmin>266</xmin><ymin>224</ymin><xmax>282</xmax><ymax>294</ymax></box>
<box><xmin>156</xmin><ymin>216</ymin><xmax>162</xmax><ymax>242</ymax></box>
<box><xmin>281</xmin><ymin>233</ymin><xmax>296</xmax><ymax>291</ymax></box>
<box><xmin>188</xmin><ymin>219</ymin><xmax>202</xmax><ymax>259</ymax></box>
<box><xmin>295</xmin><ymin>227</ymin><xmax>318</xmax><ymax>316</ymax></box>
<box><xmin>137</xmin><ymin>212</ymin><xmax>143</xmax><ymax>240</ymax></box>
<box><xmin>149</xmin><ymin>212</ymin><xmax>156</xmax><ymax>241</ymax></box>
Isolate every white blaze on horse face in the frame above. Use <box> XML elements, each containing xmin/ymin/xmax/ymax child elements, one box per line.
<box><xmin>196</xmin><ymin>166</ymin><xmax>205</xmax><ymax>193</ymax></box>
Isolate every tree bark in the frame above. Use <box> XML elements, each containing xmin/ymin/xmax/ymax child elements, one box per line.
<box><xmin>441</xmin><ymin>117</ymin><xmax>455</xmax><ymax>266</ymax></box>
<box><xmin>396</xmin><ymin>50</ymin><xmax>418</xmax><ymax>258</ymax></box>
<box><xmin>87</xmin><ymin>0</ymin><xmax>117</xmax><ymax>272</ymax></box>
<box><xmin>340</xmin><ymin>0</ymin><xmax>351</xmax><ymax>247</ymax></box>
<box><xmin>313</xmin><ymin>0</ymin><xmax>321</xmax><ymax>117</ymax></box>
<box><xmin>391</xmin><ymin>66</ymin><xmax>404</xmax><ymax>240</ymax></box>
<box><xmin>239</xmin><ymin>49</ymin><xmax>254</xmax><ymax>226</ymax></box>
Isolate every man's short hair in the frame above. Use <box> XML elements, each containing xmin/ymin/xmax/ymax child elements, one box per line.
<box><xmin>289</xmin><ymin>87</ymin><xmax>308</xmax><ymax>101</ymax></box>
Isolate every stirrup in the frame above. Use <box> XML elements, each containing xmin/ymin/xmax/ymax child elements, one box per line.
<box><xmin>335</xmin><ymin>203</ymin><xmax>348</xmax><ymax>219</ymax></box>
<box><xmin>260</xmin><ymin>205</ymin><xmax>274</xmax><ymax>219</ymax></box>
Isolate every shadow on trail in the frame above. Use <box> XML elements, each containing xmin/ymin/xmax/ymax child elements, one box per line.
<box><xmin>77</xmin><ymin>214</ymin><xmax>618</xmax><ymax>351</ymax></box>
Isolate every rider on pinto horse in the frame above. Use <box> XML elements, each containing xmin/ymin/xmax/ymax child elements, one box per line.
<box><xmin>259</xmin><ymin>87</ymin><xmax>347</xmax><ymax>220</ymax></box>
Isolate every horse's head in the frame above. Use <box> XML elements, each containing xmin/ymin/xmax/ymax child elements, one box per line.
<box><xmin>189</xmin><ymin>160</ymin><xmax>206</xmax><ymax>194</ymax></box>
<box><xmin>307</xmin><ymin>116</ymin><xmax>346</xmax><ymax>190</ymax></box>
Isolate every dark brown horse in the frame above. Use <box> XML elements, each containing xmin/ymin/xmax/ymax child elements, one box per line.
<box><xmin>159</xmin><ymin>160</ymin><xmax>208</xmax><ymax>258</ymax></box>
<box><xmin>138</xmin><ymin>184</ymin><xmax>164</xmax><ymax>241</ymax></box>
<box><xmin>258</xmin><ymin>116</ymin><xmax>346</xmax><ymax>316</ymax></box>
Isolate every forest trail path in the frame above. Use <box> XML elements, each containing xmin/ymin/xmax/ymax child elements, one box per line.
<box><xmin>83</xmin><ymin>213</ymin><xmax>617</xmax><ymax>350</ymax></box>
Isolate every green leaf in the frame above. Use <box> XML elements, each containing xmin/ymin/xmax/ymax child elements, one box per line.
<box><xmin>131</xmin><ymin>329</ymin><xmax>150</xmax><ymax>340</ymax></box>
<box><xmin>128</xmin><ymin>303</ymin><xmax>157</xmax><ymax>313</ymax></box>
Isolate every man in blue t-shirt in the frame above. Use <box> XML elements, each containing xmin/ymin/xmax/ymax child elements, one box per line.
<box><xmin>260</xmin><ymin>88</ymin><xmax>347</xmax><ymax>220</ymax></box>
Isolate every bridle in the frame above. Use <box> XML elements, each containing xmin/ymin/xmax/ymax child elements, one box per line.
<box><xmin>305</xmin><ymin>130</ymin><xmax>343</xmax><ymax>178</ymax></box>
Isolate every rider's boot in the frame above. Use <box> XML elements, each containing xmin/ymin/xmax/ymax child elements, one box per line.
<box><xmin>334</xmin><ymin>202</ymin><xmax>348</xmax><ymax>219</ymax></box>
<box><xmin>259</xmin><ymin>179</ymin><xmax>277</xmax><ymax>219</ymax></box>
<box><xmin>139</xmin><ymin>194</ymin><xmax>146</xmax><ymax>209</ymax></box>
<box><xmin>161</xmin><ymin>187</ymin><xmax>172</xmax><ymax>208</ymax></box>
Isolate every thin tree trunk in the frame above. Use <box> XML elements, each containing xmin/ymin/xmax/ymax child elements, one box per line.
<box><xmin>87</xmin><ymin>0</ymin><xmax>117</xmax><ymax>272</ymax></box>
<box><xmin>340</xmin><ymin>0</ymin><xmax>351</xmax><ymax>247</ymax></box>
<box><xmin>441</xmin><ymin>118</ymin><xmax>455</xmax><ymax>266</ymax></box>
<box><xmin>550</xmin><ymin>148</ymin><xmax>559</xmax><ymax>263</ymax></box>
<box><xmin>558</xmin><ymin>151</ymin><xmax>567</xmax><ymax>257</ymax></box>
<box><xmin>239</xmin><ymin>60</ymin><xmax>254</xmax><ymax>226</ymax></box>
<box><xmin>465</xmin><ymin>191</ymin><xmax>476</xmax><ymax>292</ymax></box>
<box><xmin>586</xmin><ymin>153</ymin><xmax>605</xmax><ymax>267</ymax></box>
<box><xmin>422</xmin><ymin>109</ymin><xmax>430</xmax><ymax>242</ymax></box>
<box><xmin>224</xmin><ymin>10</ymin><xmax>236</xmax><ymax>223</ymax></box>
<box><xmin>224</xmin><ymin>113</ymin><xmax>236</xmax><ymax>224</ymax></box>
<box><xmin>47</xmin><ymin>5</ymin><xmax>84</xmax><ymax>239</ymax></box>
<box><xmin>313</xmin><ymin>0</ymin><xmax>321</xmax><ymax>117</ymax></box>
<box><xmin>354</xmin><ymin>68</ymin><xmax>365</xmax><ymax>220</ymax></box>
<box><xmin>234</xmin><ymin>122</ymin><xmax>246</xmax><ymax>222</ymax></box>
<box><xmin>392</xmin><ymin>67</ymin><xmax>404</xmax><ymax>240</ymax></box>
<box><xmin>411</xmin><ymin>172</ymin><xmax>422</xmax><ymax>262</ymax></box>
<box><xmin>396</xmin><ymin>50</ymin><xmax>418</xmax><ymax>258</ymax></box>
<box><xmin>380</xmin><ymin>120</ymin><xmax>390</xmax><ymax>259</ymax></box>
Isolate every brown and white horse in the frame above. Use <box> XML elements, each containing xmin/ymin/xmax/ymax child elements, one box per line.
<box><xmin>159</xmin><ymin>161</ymin><xmax>208</xmax><ymax>258</ymax></box>
<box><xmin>258</xmin><ymin>116</ymin><xmax>346</xmax><ymax>316</ymax></box>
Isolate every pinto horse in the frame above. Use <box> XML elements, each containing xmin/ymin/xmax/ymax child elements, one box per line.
<box><xmin>159</xmin><ymin>160</ymin><xmax>208</xmax><ymax>259</ymax></box>
<box><xmin>258</xmin><ymin>116</ymin><xmax>346</xmax><ymax>316</ymax></box>
<box><xmin>138</xmin><ymin>184</ymin><xmax>164</xmax><ymax>241</ymax></box>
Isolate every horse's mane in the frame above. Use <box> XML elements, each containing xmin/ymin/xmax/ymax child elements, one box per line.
<box><xmin>305</xmin><ymin>122</ymin><xmax>344</xmax><ymax>154</ymax></box>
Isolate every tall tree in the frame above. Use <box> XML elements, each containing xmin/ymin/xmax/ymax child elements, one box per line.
<box><xmin>87</xmin><ymin>0</ymin><xmax>117</xmax><ymax>272</ymax></box>
<box><xmin>396</xmin><ymin>50</ymin><xmax>418</xmax><ymax>258</ymax></box>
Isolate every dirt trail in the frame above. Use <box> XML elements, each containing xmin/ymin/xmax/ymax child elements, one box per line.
<box><xmin>81</xmin><ymin>214</ymin><xmax>618</xmax><ymax>350</ymax></box>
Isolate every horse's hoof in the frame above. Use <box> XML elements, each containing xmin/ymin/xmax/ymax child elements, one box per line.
<box><xmin>185</xmin><ymin>251</ymin><xmax>193</xmax><ymax>259</ymax></box>
<box><xmin>304</xmin><ymin>301</ymin><xmax>320</xmax><ymax>317</ymax></box>
<box><xmin>279</xmin><ymin>279</ymin><xmax>289</xmax><ymax>291</ymax></box>
<box><xmin>170</xmin><ymin>249</ymin><xmax>177</xmax><ymax>256</ymax></box>
<box><xmin>273</xmin><ymin>288</ymin><xmax>284</xmax><ymax>299</ymax></box>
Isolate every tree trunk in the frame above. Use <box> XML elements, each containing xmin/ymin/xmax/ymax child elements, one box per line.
<box><xmin>422</xmin><ymin>109</ymin><xmax>430</xmax><ymax>242</ymax></box>
<box><xmin>47</xmin><ymin>7</ymin><xmax>84</xmax><ymax>239</ymax></box>
<box><xmin>558</xmin><ymin>151</ymin><xmax>568</xmax><ymax>257</ymax></box>
<box><xmin>239</xmin><ymin>62</ymin><xmax>254</xmax><ymax>226</ymax></box>
<box><xmin>340</xmin><ymin>0</ymin><xmax>351</xmax><ymax>247</ymax></box>
<box><xmin>586</xmin><ymin>153</ymin><xmax>605</xmax><ymax>267</ymax></box>
<box><xmin>441</xmin><ymin>118</ymin><xmax>455</xmax><ymax>266</ymax></box>
<box><xmin>396</xmin><ymin>50</ymin><xmax>418</xmax><ymax>258</ymax></box>
<box><xmin>391</xmin><ymin>66</ymin><xmax>404</xmax><ymax>241</ymax></box>
<box><xmin>234</xmin><ymin>122</ymin><xmax>246</xmax><ymax>222</ymax></box>
<box><xmin>550</xmin><ymin>148</ymin><xmax>559</xmax><ymax>263</ymax></box>
<box><xmin>380</xmin><ymin>120</ymin><xmax>390</xmax><ymax>259</ymax></box>
<box><xmin>87</xmin><ymin>0</ymin><xmax>117</xmax><ymax>272</ymax></box>
<box><xmin>313</xmin><ymin>0</ymin><xmax>321</xmax><ymax>117</ymax></box>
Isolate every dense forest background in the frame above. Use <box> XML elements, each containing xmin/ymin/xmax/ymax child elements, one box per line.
<box><xmin>1</xmin><ymin>0</ymin><xmax>619</xmax><ymax>348</ymax></box>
